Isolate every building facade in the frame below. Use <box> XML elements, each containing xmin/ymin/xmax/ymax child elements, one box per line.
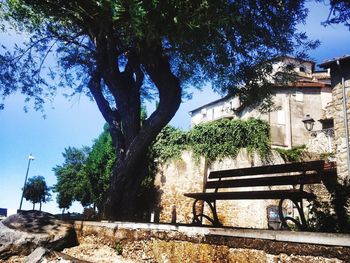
<box><xmin>190</xmin><ymin>57</ymin><xmax>333</xmax><ymax>151</ymax></box>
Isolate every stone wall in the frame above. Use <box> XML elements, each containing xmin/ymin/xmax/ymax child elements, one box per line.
<box><xmin>322</xmin><ymin>59</ymin><xmax>350</xmax><ymax>181</ymax></box>
<box><xmin>153</xmin><ymin>150</ymin><xmax>301</xmax><ymax>229</ymax></box>
<box><xmin>331</xmin><ymin>74</ymin><xmax>350</xmax><ymax>181</ymax></box>
<box><xmin>153</xmin><ymin>149</ymin><xmax>333</xmax><ymax>229</ymax></box>
<box><xmin>306</xmin><ymin>131</ymin><xmax>334</xmax><ymax>154</ymax></box>
<box><xmin>74</xmin><ymin>221</ymin><xmax>350</xmax><ymax>263</ymax></box>
<box><xmin>153</xmin><ymin>151</ymin><xmax>206</xmax><ymax>224</ymax></box>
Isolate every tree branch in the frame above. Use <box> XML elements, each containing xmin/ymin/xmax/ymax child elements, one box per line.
<box><xmin>119</xmin><ymin>51</ymin><xmax>182</xmax><ymax>173</ymax></box>
<box><xmin>87</xmin><ymin>70</ymin><xmax>126</xmax><ymax>158</ymax></box>
<box><xmin>87</xmin><ymin>70</ymin><xmax>116</xmax><ymax>125</ymax></box>
<box><xmin>48</xmin><ymin>27</ymin><xmax>94</xmax><ymax>52</ymax></box>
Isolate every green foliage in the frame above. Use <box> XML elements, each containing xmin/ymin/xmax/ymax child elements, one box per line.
<box><xmin>150</xmin><ymin>125</ymin><xmax>187</xmax><ymax>162</ymax></box>
<box><xmin>188</xmin><ymin>119</ymin><xmax>242</xmax><ymax>161</ymax></box>
<box><xmin>308</xmin><ymin>200</ymin><xmax>339</xmax><ymax>232</ymax></box>
<box><xmin>274</xmin><ymin>145</ymin><xmax>306</xmax><ymax>162</ymax></box>
<box><xmin>54</xmin><ymin>127</ymin><xmax>117</xmax><ymax>213</ymax></box>
<box><xmin>151</xmin><ymin>118</ymin><xmax>271</xmax><ymax>163</ymax></box>
<box><xmin>23</xmin><ymin>175</ymin><xmax>51</xmax><ymax>210</ymax></box>
<box><xmin>53</xmin><ymin>146</ymin><xmax>91</xmax><ymax>210</ymax></box>
<box><xmin>309</xmin><ymin>180</ymin><xmax>350</xmax><ymax>233</ymax></box>
<box><xmin>242</xmin><ymin>118</ymin><xmax>271</xmax><ymax>156</ymax></box>
<box><xmin>0</xmin><ymin>0</ymin><xmax>317</xmax><ymax>111</ymax></box>
<box><xmin>82</xmin><ymin>125</ymin><xmax>116</xmax><ymax>211</ymax></box>
<box><xmin>319</xmin><ymin>151</ymin><xmax>335</xmax><ymax>161</ymax></box>
<box><xmin>115</xmin><ymin>242</ymin><xmax>123</xmax><ymax>255</ymax></box>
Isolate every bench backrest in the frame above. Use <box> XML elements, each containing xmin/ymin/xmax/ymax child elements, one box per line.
<box><xmin>205</xmin><ymin>160</ymin><xmax>325</xmax><ymax>190</ymax></box>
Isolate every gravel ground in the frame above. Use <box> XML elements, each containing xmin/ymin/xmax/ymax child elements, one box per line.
<box><xmin>1</xmin><ymin>235</ymin><xmax>135</xmax><ymax>263</ymax></box>
<box><xmin>63</xmin><ymin>235</ymin><xmax>135</xmax><ymax>263</ymax></box>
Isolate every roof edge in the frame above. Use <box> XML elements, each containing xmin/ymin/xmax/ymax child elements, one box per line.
<box><xmin>319</xmin><ymin>55</ymin><xmax>350</xmax><ymax>68</ymax></box>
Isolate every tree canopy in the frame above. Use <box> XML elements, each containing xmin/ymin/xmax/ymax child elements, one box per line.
<box><xmin>23</xmin><ymin>175</ymin><xmax>51</xmax><ymax>210</ymax></box>
<box><xmin>0</xmin><ymin>0</ymin><xmax>317</xmax><ymax>219</ymax></box>
<box><xmin>0</xmin><ymin>1</ymin><xmax>316</xmax><ymax>108</ymax></box>
<box><xmin>53</xmin><ymin>146</ymin><xmax>91</xmax><ymax>211</ymax></box>
<box><xmin>54</xmin><ymin>126</ymin><xmax>116</xmax><ymax>214</ymax></box>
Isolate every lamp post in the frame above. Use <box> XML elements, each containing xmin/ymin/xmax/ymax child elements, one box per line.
<box><xmin>19</xmin><ymin>154</ymin><xmax>35</xmax><ymax>211</ymax></box>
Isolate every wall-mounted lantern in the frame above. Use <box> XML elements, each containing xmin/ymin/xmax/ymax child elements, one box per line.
<box><xmin>302</xmin><ymin>114</ymin><xmax>315</xmax><ymax>131</ymax></box>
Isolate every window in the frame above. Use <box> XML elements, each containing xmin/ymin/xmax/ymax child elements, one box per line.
<box><xmin>295</xmin><ymin>91</ymin><xmax>303</xmax><ymax>102</ymax></box>
<box><xmin>321</xmin><ymin>119</ymin><xmax>334</xmax><ymax>130</ymax></box>
<box><xmin>277</xmin><ymin>110</ymin><xmax>285</xmax><ymax>125</ymax></box>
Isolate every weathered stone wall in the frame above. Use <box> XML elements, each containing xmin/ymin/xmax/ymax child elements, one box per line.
<box><xmin>153</xmin><ymin>150</ymin><xmax>299</xmax><ymax>229</ymax></box>
<box><xmin>307</xmin><ymin>131</ymin><xmax>334</xmax><ymax>154</ymax></box>
<box><xmin>330</xmin><ymin>62</ymin><xmax>350</xmax><ymax>181</ymax></box>
<box><xmin>74</xmin><ymin>221</ymin><xmax>350</xmax><ymax>263</ymax></box>
<box><xmin>154</xmin><ymin>151</ymin><xmax>206</xmax><ymax>224</ymax></box>
<box><xmin>153</xmin><ymin>149</ymin><xmax>334</xmax><ymax>229</ymax></box>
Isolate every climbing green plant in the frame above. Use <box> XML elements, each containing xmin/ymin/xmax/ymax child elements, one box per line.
<box><xmin>150</xmin><ymin>118</ymin><xmax>271</xmax><ymax>164</ymax></box>
<box><xmin>188</xmin><ymin>118</ymin><xmax>270</xmax><ymax>162</ymax></box>
<box><xmin>150</xmin><ymin>125</ymin><xmax>187</xmax><ymax>162</ymax></box>
<box><xmin>274</xmin><ymin>145</ymin><xmax>306</xmax><ymax>162</ymax></box>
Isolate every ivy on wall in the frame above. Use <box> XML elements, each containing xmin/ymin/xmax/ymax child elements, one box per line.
<box><xmin>140</xmin><ymin>118</ymin><xmax>270</xmax><ymax>219</ymax></box>
<box><xmin>274</xmin><ymin>145</ymin><xmax>306</xmax><ymax>162</ymax></box>
<box><xmin>150</xmin><ymin>118</ymin><xmax>271</xmax><ymax>163</ymax></box>
<box><xmin>150</xmin><ymin>125</ymin><xmax>187</xmax><ymax>162</ymax></box>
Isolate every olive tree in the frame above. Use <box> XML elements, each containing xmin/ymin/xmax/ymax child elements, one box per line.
<box><xmin>0</xmin><ymin>0</ymin><xmax>316</xmax><ymax>219</ymax></box>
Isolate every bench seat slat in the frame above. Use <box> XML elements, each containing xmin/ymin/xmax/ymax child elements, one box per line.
<box><xmin>184</xmin><ymin>189</ymin><xmax>316</xmax><ymax>201</ymax></box>
<box><xmin>205</xmin><ymin>173</ymin><xmax>322</xmax><ymax>189</ymax></box>
<box><xmin>208</xmin><ymin>160</ymin><xmax>325</xmax><ymax>179</ymax></box>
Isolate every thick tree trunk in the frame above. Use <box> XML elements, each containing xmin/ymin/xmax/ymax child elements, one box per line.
<box><xmin>102</xmin><ymin>67</ymin><xmax>181</xmax><ymax>220</ymax></box>
<box><xmin>90</xmin><ymin>36</ymin><xmax>182</xmax><ymax>220</ymax></box>
<box><xmin>103</xmin><ymin>150</ymin><xmax>151</xmax><ymax>220</ymax></box>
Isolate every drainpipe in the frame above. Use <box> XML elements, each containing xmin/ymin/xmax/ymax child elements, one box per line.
<box><xmin>336</xmin><ymin>60</ymin><xmax>350</xmax><ymax>179</ymax></box>
<box><xmin>289</xmin><ymin>92</ymin><xmax>293</xmax><ymax>149</ymax></box>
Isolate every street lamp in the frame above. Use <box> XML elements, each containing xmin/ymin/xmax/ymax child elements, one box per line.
<box><xmin>302</xmin><ymin>114</ymin><xmax>315</xmax><ymax>132</ymax></box>
<box><xmin>19</xmin><ymin>154</ymin><xmax>35</xmax><ymax>211</ymax></box>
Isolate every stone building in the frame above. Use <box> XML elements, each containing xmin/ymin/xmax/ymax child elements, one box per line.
<box><xmin>190</xmin><ymin>57</ymin><xmax>333</xmax><ymax>152</ymax></box>
<box><xmin>153</xmin><ymin>57</ymin><xmax>336</xmax><ymax>229</ymax></box>
<box><xmin>320</xmin><ymin>55</ymin><xmax>350</xmax><ymax>181</ymax></box>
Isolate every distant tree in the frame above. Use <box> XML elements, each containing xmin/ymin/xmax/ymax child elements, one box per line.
<box><xmin>23</xmin><ymin>176</ymin><xmax>51</xmax><ymax>211</ymax></box>
<box><xmin>54</xmin><ymin>129</ymin><xmax>116</xmax><ymax>215</ymax></box>
<box><xmin>56</xmin><ymin>192</ymin><xmax>72</xmax><ymax>214</ymax></box>
<box><xmin>53</xmin><ymin>146</ymin><xmax>91</xmax><ymax>212</ymax></box>
<box><xmin>1</xmin><ymin>0</ymin><xmax>317</xmax><ymax>220</ymax></box>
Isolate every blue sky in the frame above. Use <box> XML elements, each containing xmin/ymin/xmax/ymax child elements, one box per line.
<box><xmin>0</xmin><ymin>1</ymin><xmax>349</xmax><ymax>215</ymax></box>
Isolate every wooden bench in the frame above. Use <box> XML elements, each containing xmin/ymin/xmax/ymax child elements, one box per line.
<box><xmin>184</xmin><ymin>160</ymin><xmax>326</xmax><ymax>230</ymax></box>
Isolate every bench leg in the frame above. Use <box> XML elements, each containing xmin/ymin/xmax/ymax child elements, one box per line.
<box><xmin>191</xmin><ymin>199</ymin><xmax>222</xmax><ymax>227</ymax></box>
<box><xmin>278</xmin><ymin>198</ymin><xmax>308</xmax><ymax>231</ymax></box>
